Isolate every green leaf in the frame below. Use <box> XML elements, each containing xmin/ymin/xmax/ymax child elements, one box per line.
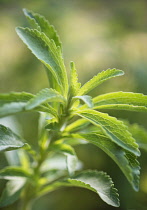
<box><xmin>0</xmin><ymin>124</ymin><xmax>28</xmax><ymax>152</ymax></box>
<box><xmin>0</xmin><ymin>92</ymin><xmax>57</xmax><ymax>118</ymax></box>
<box><xmin>0</xmin><ymin>92</ymin><xmax>33</xmax><ymax>117</ymax></box>
<box><xmin>16</xmin><ymin>27</ymin><xmax>68</xmax><ymax>97</ymax></box>
<box><xmin>65</xmin><ymin>118</ymin><xmax>90</xmax><ymax>132</ymax></box>
<box><xmin>49</xmin><ymin>140</ymin><xmax>75</xmax><ymax>156</ymax></box>
<box><xmin>38</xmin><ymin>170</ymin><xmax>120</xmax><ymax>207</ymax></box>
<box><xmin>0</xmin><ymin>102</ymin><xmax>27</xmax><ymax>118</ymax></box>
<box><xmin>70</xmin><ymin>61</ymin><xmax>81</xmax><ymax>97</ymax></box>
<box><xmin>26</xmin><ymin>88</ymin><xmax>66</xmax><ymax>110</ymax></box>
<box><xmin>0</xmin><ymin>92</ymin><xmax>34</xmax><ymax>106</ymax></box>
<box><xmin>74</xmin><ymin>133</ymin><xmax>140</xmax><ymax>191</ymax></box>
<box><xmin>77</xmin><ymin>69</ymin><xmax>124</xmax><ymax>96</ymax></box>
<box><xmin>0</xmin><ymin>166</ymin><xmax>32</xmax><ymax>180</ymax></box>
<box><xmin>124</xmin><ymin>122</ymin><xmax>147</xmax><ymax>152</ymax></box>
<box><xmin>23</xmin><ymin>8</ymin><xmax>62</xmax><ymax>48</ymax></box>
<box><xmin>0</xmin><ymin>179</ymin><xmax>25</xmax><ymax>207</ymax></box>
<box><xmin>76</xmin><ymin>109</ymin><xmax>140</xmax><ymax>156</ymax></box>
<box><xmin>66</xmin><ymin>155</ymin><xmax>78</xmax><ymax>176</ymax></box>
<box><xmin>73</xmin><ymin>95</ymin><xmax>93</xmax><ymax>108</ymax></box>
<box><xmin>93</xmin><ymin>91</ymin><xmax>147</xmax><ymax>112</ymax></box>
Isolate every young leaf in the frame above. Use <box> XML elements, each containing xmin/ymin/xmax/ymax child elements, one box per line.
<box><xmin>76</xmin><ymin>109</ymin><xmax>140</xmax><ymax>156</ymax></box>
<box><xmin>74</xmin><ymin>133</ymin><xmax>140</xmax><ymax>191</ymax></box>
<box><xmin>49</xmin><ymin>140</ymin><xmax>75</xmax><ymax>156</ymax></box>
<box><xmin>16</xmin><ymin>27</ymin><xmax>68</xmax><ymax>97</ymax></box>
<box><xmin>23</xmin><ymin>8</ymin><xmax>62</xmax><ymax>48</ymax></box>
<box><xmin>38</xmin><ymin>170</ymin><xmax>120</xmax><ymax>207</ymax></box>
<box><xmin>25</xmin><ymin>88</ymin><xmax>66</xmax><ymax>110</ymax></box>
<box><xmin>93</xmin><ymin>91</ymin><xmax>147</xmax><ymax>112</ymax></box>
<box><xmin>0</xmin><ymin>166</ymin><xmax>32</xmax><ymax>180</ymax></box>
<box><xmin>70</xmin><ymin>61</ymin><xmax>81</xmax><ymax>97</ymax></box>
<box><xmin>77</xmin><ymin>69</ymin><xmax>124</xmax><ymax>96</ymax></box>
<box><xmin>0</xmin><ymin>124</ymin><xmax>28</xmax><ymax>152</ymax></box>
<box><xmin>73</xmin><ymin>95</ymin><xmax>93</xmax><ymax>108</ymax></box>
<box><xmin>0</xmin><ymin>179</ymin><xmax>25</xmax><ymax>207</ymax></box>
<box><xmin>65</xmin><ymin>118</ymin><xmax>90</xmax><ymax>132</ymax></box>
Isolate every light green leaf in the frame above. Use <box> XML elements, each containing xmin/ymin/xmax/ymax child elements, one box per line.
<box><xmin>0</xmin><ymin>124</ymin><xmax>28</xmax><ymax>152</ymax></box>
<box><xmin>77</xmin><ymin>69</ymin><xmax>124</xmax><ymax>96</ymax></box>
<box><xmin>23</xmin><ymin>8</ymin><xmax>62</xmax><ymax>48</ymax></box>
<box><xmin>38</xmin><ymin>170</ymin><xmax>120</xmax><ymax>207</ymax></box>
<box><xmin>93</xmin><ymin>91</ymin><xmax>147</xmax><ymax>112</ymax></box>
<box><xmin>70</xmin><ymin>61</ymin><xmax>81</xmax><ymax>97</ymax></box>
<box><xmin>65</xmin><ymin>118</ymin><xmax>90</xmax><ymax>132</ymax></box>
<box><xmin>74</xmin><ymin>133</ymin><xmax>140</xmax><ymax>191</ymax></box>
<box><xmin>49</xmin><ymin>140</ymin><xmax>75</xmax><ymax>156</ymax></box>
<box><xmin>0</xmin><ymin>166</ymin><xmax>32</xmax><ymax>180</ymax></box>
<box><xmin>73</xmin><ymin>95</ymin><xmax>93</xmax><ymax>108</ymax></box>
<box><xmin>0</xmin><ymin>179</ymin><xmax>25</xmax><ymax>207</ymax></box>
<box><xmin>76</xmin><ymin>109</ymin><xmax>140</xmax><ymax>156</ymax></box>
<box><xmin>26</xmin><ymin>88</ymin><xmax>66</xmax><ymax>110</ymax></box>
<box><xmin>16</xmin><ymin>27</ymin><xmax>68</xmax><ymax>97</ymax></box>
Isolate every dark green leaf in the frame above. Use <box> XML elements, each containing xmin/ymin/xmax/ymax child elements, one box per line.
<box><xmin>16</xmin><ymin>27</ymin><xmax>68</xmax><ymax>97</ymax></box>
<box><xmin>124</xmin><ymin>121</ymin><xmax>147</xmax><ymax>152</ymax></box>
<box><xmin>74</xmin><ymin>133</ymin><xmax>140</xmax><ymax>191</ymax></box>
<box><xmin>0</xmin><ymin>179</ymin><xmax>25</xmax><ymax>207</ymax></box>
<box><xmin>0</xmin><ymin>166</ymin><xmax>32</xmax><ymax>180</ymax></box>
<box><xmin>0</xmin><ymin>124</ymin><xmax>28</xmax><ymax>152</ymax></box>
<box><xmin>38</xmin><ymin>170</ymin><xmax>120</xmax><ymax>207</ymax></box>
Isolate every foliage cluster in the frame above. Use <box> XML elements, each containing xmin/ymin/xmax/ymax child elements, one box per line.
<box><xmin>0</xmin><ymin>9</ymin><xmax>147</xmax><ymax>209</ymax></box>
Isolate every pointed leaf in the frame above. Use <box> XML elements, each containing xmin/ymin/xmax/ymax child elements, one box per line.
<box><xmin>0</xmin><ymin>166</ymin><xmax>32</xmax><ymax>180</ymax></box>
<box><xmin>70</xmin><ymin>61</ymin><xmax>81</xmax><ymax>97</ymax></box>
<box><xmin>23</xmin><ymin>8</ymin><xmax>62</xmax><ymax>48</ymax></box>
<box><xmin>93</xmin><ymin>91</ymin><xmax>147</xmax><ymax>112</ymax></box>
<box><xmin>0</xmin><ymin>179</ymin><xmax>25</xmax><ymax>207</ymax></box>
<box><xmin>0</xmin><ymin>124</ymin><xmax>28</xmax><ymax>152</ymax></box>
<box><xmin>77</xmin><ymin>69</ymin><xmax>124</xmax><ymax>96</ymax></box>
<box><xmin>74</xmin><ymin>133</ymin><xmax>140</xmax><ymax>191</ymax></box>
<box><xmin>38</xmin><ymin>170</ymin><xmax>120</xmax><ymax>207</ymax></box>
<box><xmin>73</xmin><ymin>95</ymin><xmax>93</xmax><ymax>108</ymax></box>
<box><xmin>26</xmin><ymin>88</ymin><xmax>66</xmax><ymax>110</ymax></box>
<box><xmin>16</xmin><ymin>27</ymin><xmax>68</xmax><ymax>97</ymax></box>
<box><xmin>76</xmin><ymin>109</ymin><xmax>140</xmax><ymax>156</ymax></box>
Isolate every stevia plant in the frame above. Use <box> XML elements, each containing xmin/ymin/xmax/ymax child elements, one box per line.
<box><xmin>0</xmin><ymin>8</ymin><xmax>147</xmax><ymax>209</ymax></box>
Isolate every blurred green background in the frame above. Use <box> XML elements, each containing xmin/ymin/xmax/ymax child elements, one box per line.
<box><xmin>0</xmin><ymin>0</ymin><xmax>147</xmax><ymax>209</ymax></box>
